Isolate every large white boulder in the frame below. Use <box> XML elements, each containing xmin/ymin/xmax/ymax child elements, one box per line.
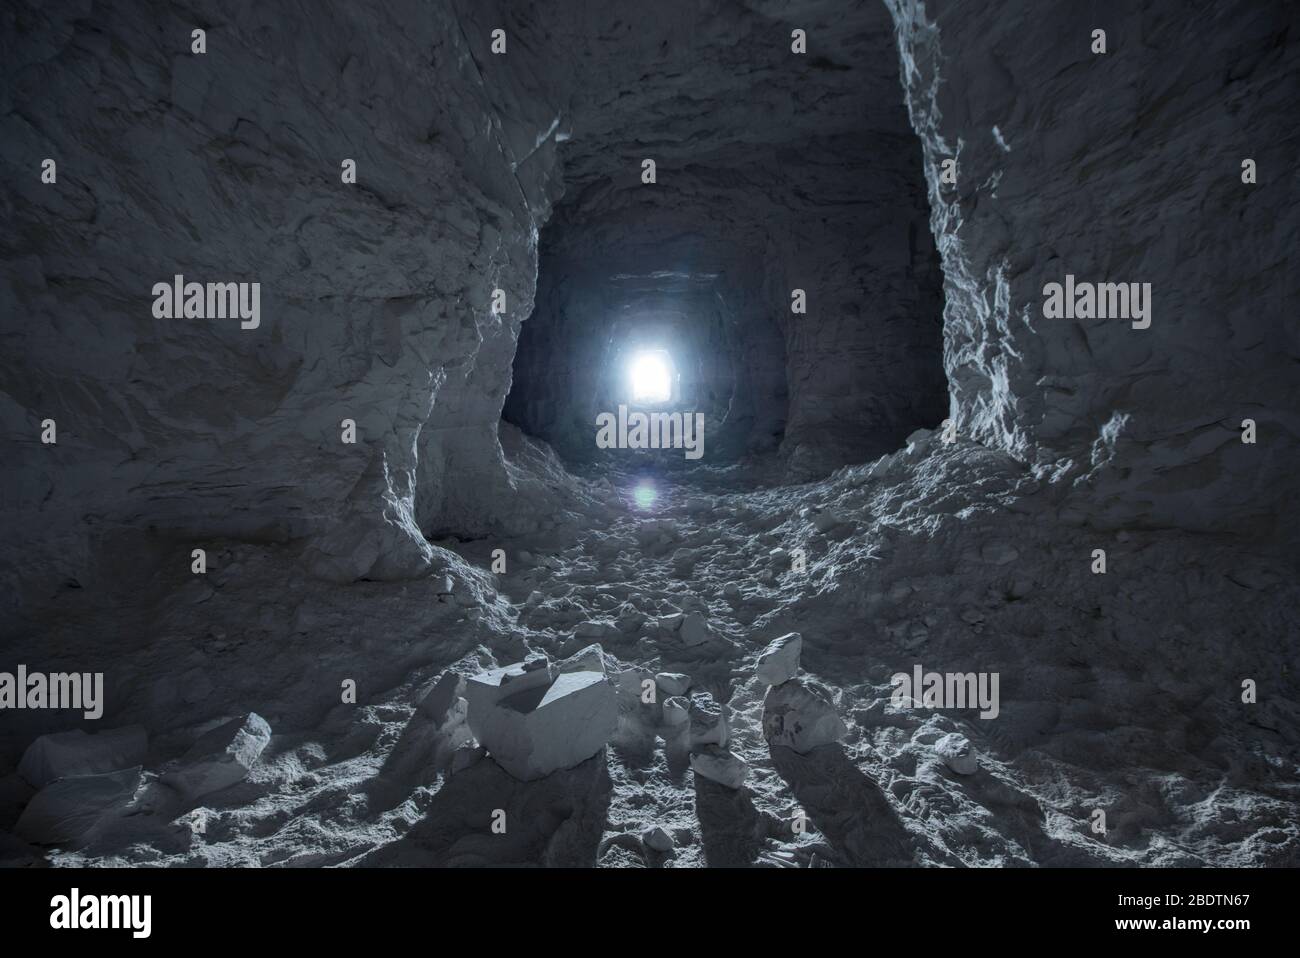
<box><xmin>761</xmin><ymin>680</ymin><xmax>846</xmax><ymax>753</ymax></box>
<box><xmin>466</xmin><ymin>661</ymin><xmax>618</xmax><ymax>781</ymax></box>
<box><xmin>18</xmin><ymin>726</ymin><xmax>148</xmax><ymax>788</ymax></box>
<box><xmin>162</xmin><ymin>713</ymin><xmax>271</xmax><ymax>800</ymax></box>
<box><xmin>756</xmin><ymin>632</ymin><xmax>803</xmax><ymax>686</ymax></box>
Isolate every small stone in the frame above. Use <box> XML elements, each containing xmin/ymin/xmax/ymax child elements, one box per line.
<box><xmin>756</xmin><ymin>632</ymin><xmax>802</xmax><ymax>686</ymax></box>
<box><xmin>574</xmin><ymin>619</ymin><xmax>618</xmax><ymax>639</ymax></box>
<box><xmin>813</xmin><ymin>510</ymin><xmax>844</xmax><ymax>533</ymax></box>
<box><xmin>655</xmin><ymin>672</ymin><xmax>691</xmax><ymax>697</ymax></box>
<box><xmin>557</xmin><ymin>643</ymin><xmax>607</xmax><ymax>675</ymax></box>
<box><xmin>680</xmin><ymin>612</ymin><xmax>709</xmax><ymax>646</ymax></box>
<box><xmin>642</xmin><ymin>825</ymin><xmax>674</xmax><ymax>852</ymax></box>
<box><xmin>435</xmin><ymin>575</ymin><xmax>455</xmax><ymax>595</ymax></box>
<box><xmin>690</xmin><ymin>746</ymin><xmax>748</xmax><ymax>789</ymax></box>
<box><xmin>687</xmin><ymin>693</ymin><xmax>728</xmax><ymax>749</ymax></box>
<box><xmin>658</xmin><ymin>611</ymin><xmax>686</xmax><ymax>632</ymax></box>
<box><xmin>662</xmin><ymin>696</ymin><xmax>691</xmax><ymax>727</ymax></box>
<box><xmin>934</xmin><ymin>732</ymin><xmax>978</xmax><ymax>775</ymax></box>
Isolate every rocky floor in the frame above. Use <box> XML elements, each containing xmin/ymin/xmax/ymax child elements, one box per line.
<box><xmin>2</xmin><ymin>430</ymin><xmax>1296</xmax><ymax>868</ymax></box>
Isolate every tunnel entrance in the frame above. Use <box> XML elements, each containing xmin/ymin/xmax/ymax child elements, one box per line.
<box><xmin>502</xmin><ymin>3</ymin><xmax>948</xmax><ymax>482</ymax></box>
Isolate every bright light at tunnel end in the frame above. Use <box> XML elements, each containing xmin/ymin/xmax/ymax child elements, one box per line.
<box><xmin>632</xmin><ymin>481</ymin><xmax>658</xmax><ymax>510</ymax></box>
<box><xmin>628</xmin><ymin>350</ymin><xmax>672</xmax><ymax>404</ymax></box>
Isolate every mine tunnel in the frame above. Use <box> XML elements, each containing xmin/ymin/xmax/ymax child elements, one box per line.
<box><xmin>0</xmin><ymin>0</ymin><xmax>1296</xmax><ymax>877</ymax></box>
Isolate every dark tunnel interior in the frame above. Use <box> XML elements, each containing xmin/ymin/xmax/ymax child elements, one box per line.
<box><xmin>0</xmin><ymin>0</ymin><xmax>1297</xmax><ymax>883</ymax></box>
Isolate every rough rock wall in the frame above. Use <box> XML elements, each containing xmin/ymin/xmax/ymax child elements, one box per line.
<box><xmin>0</xmin><ymin>0</ymin><xmax>564</xmax><ymax>615</ymax></box>
<box><xmin>886</xmin><ymin>0</ymin><xmax>1299</xmax><ymax>532</ymax></box>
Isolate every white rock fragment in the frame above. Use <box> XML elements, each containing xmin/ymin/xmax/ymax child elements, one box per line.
<box><xmin>18</xmin><ymin>726</ymin><xmax>148</xmax><ymax>788</ymax></box>
<box><xmin>642</xmin><ymin>825</ymin><xmax>674</xmax><ymax>852</ymax></box>
<box><xmin>15</xmin><ymin>766</ymin><xmax>143</xmax><ymax>846</ymax></box>
<box><xmin>687</xmin><ymin>692</ymin><xmax>728</xmax><ymax>749</ymax></box>
<box><xmin>557</xmin><ymin>643</ymin><xmax>608</xmax><ymax>675</ymax></box>
<box><xmin>934</xmin><ymin>732</ymin><xmax>979</xmax><ymax>775</ymax></box>
<box><xmin>419</xmin><ymin>671</ymin><xmax>464</xmax><ymax>726</ymax></box>
<box><xmin>162</xmin><ymin>712</ymin><xmax>272</xmax><ymax>800</ymax></box>
<box><xmin>657</xmin><ymin>611</ymin><xmax>686</xmax><ymax>632</ymax></box>
<box><xmin>655</xmin><ymin>672</ymin><xmax>691</xmax><ymax>697</ymax></box>
<box><xmin>574</xmin><ymin>619</ymin><xmax>618</xmax><ymax>639</ymax></box>
<box><xmin>465</xmin><ymin>661</ymin><xmax>618</xmax><ymax>781</ymax></box>
<box><xmin>679</xmin><ymin>612</ymin><xmax>710</xmax><ymax>646</ymax></box>
<box><xmin>761</xmin><ymin>680</ymin><xmax>847</xmax><ymax>753</ymax></box>
<box><xmin>435</xmin><ymin>575</ymin><xmax>455</xmax><ymax>595</ymax></box>
<box><xmin>755</xmin><ymin>631</ymin><xmax>802</xmax><ymax>686</ymax></box>
<box><xmin>690</xmin><ymin>746</ymin><xmax>748</xmax><ymax>789</ymax></box>
<box><xmin>661</xmin><ymin>696</ymin><xmax>691</xmax><ymax>727</ymax></box>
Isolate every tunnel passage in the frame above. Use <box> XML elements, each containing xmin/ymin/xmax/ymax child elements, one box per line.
<box><xmin>502</xmin><ymin>4</ymin><xmax>948</xmax><ymax>479</ymax></box>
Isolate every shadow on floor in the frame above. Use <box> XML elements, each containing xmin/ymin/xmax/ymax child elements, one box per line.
<box><xmin>769</xmin><ymin>743</ymin><xmax>914</xmax><ymax>866</ymax></box>
<box><xmin>357</xmin><ymin>750</ymin><xmax>611</xmax><ymax>867</ymax></box>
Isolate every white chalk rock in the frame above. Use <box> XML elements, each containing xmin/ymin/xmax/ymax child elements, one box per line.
<box><xmin>418</xmin><ymin>671</ymin><xmax>464</xmax><ymax>725</ymax></box>
<box><xmin>756</xmin><ymin>632</ymin><xmax>803</xmax><ymax>686</ymax></box>
<box><xmin>655</xmin><ymin>672</ymin><xmax>691</xmax><ymax>697</ymax></box>
<box><xmin>934</xmin><ymin>732</ymin><xmax>979</xmax><ymax>775</ymax></box>
<box><xmin>762</xmin><ymin>680</ymin><xmax>846</xmax><ymax>753</ymax></box>
<box><xmin>466</xmin><ymin>663</ymin><xmax>618</xmax><ymax>781</ymax></box>
<box><xmin>162</xmin><ymin>713</ymin><xmax>271</xmax><ymax>800</ymax></box>
<box><xmin>557</xmin><ymin>643</ymin><xmax>608</xmax><ymax>676</ymax></box>
<box><xmin>662</xmin><ymin>696</ymin><xmax>691</xmax><ymax>727</ymax></box>
<box><xmin>18</xmin><ymin>726</ymin><xmax>148</xmax><ymax>788</ymax></box>
<box><xmin>16</xmin><ymin>766</ymin><xmax>143</xmax><ymax>846</ymax></box>
<box><xmin>658</xmin><ymin>611</ymin><xmax>686</xmax><ymax>632</ymax></box>
<box><xmin>687</xmin><ymin>692</ymin><xmax>728</xmax><ymax>749</ymax></box>
<box><xmin>642</xmin><ymin>825</ymin><xmax>674</xmax><ymax>852</ymax></box>
<box><xmin>690</xmin><ymin>746</ymin><xmax>748</xmax><ymax>790</ymax></box>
